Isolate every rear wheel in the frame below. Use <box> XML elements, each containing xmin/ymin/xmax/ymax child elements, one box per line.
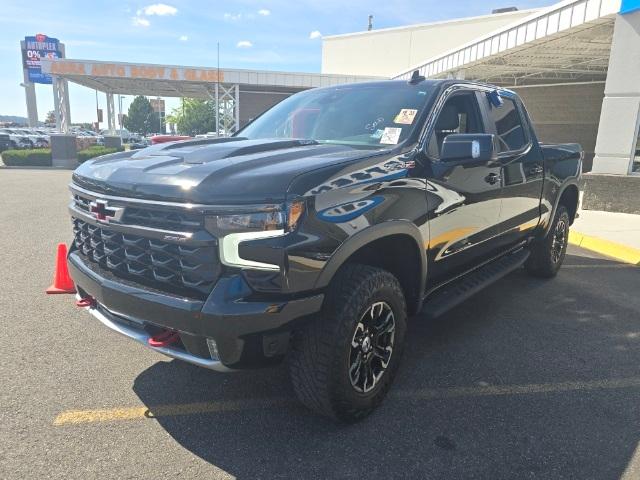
<box><xmin>288</xmin><ymin>264</ymin><xmax>407</xmax><ymax>422</ymax></box>
<box><xmin>525</xmin><ymin>204</ymin><xmax>570</xmax><ymax>278</ymax></box>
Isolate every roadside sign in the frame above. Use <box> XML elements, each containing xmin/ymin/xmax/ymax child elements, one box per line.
<box><xmin>22</xmin><ymin>34</ymin><xmax>63</xmax><ymax>84</ymax></box>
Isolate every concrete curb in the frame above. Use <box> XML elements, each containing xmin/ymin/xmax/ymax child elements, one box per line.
<box><xmin>569</xmin><ymin>231</ymin><xmax>640</xmax><ymax>266</ymax></box>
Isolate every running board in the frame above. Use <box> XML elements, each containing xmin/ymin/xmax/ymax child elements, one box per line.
<box><xmin>421</xmin><ymin>248</ymin><xmax>530</xmax><ymax>319</ymax></box>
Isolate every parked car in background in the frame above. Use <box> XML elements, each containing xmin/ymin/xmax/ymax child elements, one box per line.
<box><xmin>0</xmin><ymin>133</ymin><xmax>10</xmax><ymax>152</ymax></box>
<box><xmin>14</xmin><ymin>129</ymin><xmax>49</xmax><ymax>148</ymax></box>
<box><xmin>0</xmin><ymin>128</ymin><xmax>31</xmax><ymax>149</ymax></box>
<box><xmin>72</xmin><ymin>129</ymin><xmax>105</xmax><ymax>146</ymax></box>
<box><xmin>150</xmin><ymin>134</ymin><xmax>191</xmax><ymax>144</ymax></box>
<box><xmin>128</xmin><ymin>138</ymin><xmax>151</xmax><ymax>150</ymax></box>
<box><xmin>99</xmin><ymin>129</ymin><xmax>141</xmax><ymax>143</ymax></box>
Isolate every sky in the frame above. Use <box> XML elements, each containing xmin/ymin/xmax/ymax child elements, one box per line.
<box><xmin>0</xmin><ymin>0</ymin><xmax>557</xmax><ymax>123</ymax></box>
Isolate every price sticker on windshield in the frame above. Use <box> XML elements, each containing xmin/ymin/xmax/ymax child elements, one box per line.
<box><xmin>394</xmin><ymin>109</ymin><xmax>418</xmax><ymax>125</ymax></box>
<box><xmin>380</xmin><ymin>127</ymin><xmax>402</xmax><ymax>145</ymax></box>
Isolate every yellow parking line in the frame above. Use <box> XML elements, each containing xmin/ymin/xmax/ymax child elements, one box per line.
<box><xmin>54</xmin><ymin>407</ymin><xmax>149</xmax><ymax>425</ymax></box>
<box><xmin>53</xmin><ymin>377</ymin><xmax>640</xmax><ymax>426</ymax></box>
<box><xmin>53</xmin><ymin>398</ymin><xmax>291</xmax><ymax>426</ymax></box>
<box><xmin>397</xmin><ymin>377</ymin><xmax>640</xmax><ymax>400</ymax></box>
<box><xmin>569</xmin><ymin>231</ymin><xmax>640</xmax><ymax>266</ymax></box>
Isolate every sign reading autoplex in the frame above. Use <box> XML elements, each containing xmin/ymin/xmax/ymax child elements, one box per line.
<box><xmin>22</xmin><ymin>34</ymin><xmax>63</xmax><ymax>84</ymax></box>
<box><xmin>42</xmin><ymin>60</ymin><xmax>224</xmax><ymax>83</ymax></box>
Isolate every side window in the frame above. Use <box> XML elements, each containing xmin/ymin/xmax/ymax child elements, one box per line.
<box><xmin>487</xmin><ymin>97</ymin><xmax>527</xmax><ymax>152</ymax></box>
<box><xmin>427</xmin><ymin>91</ymin><xmax>485</xmax><ymax>159</ymax></box>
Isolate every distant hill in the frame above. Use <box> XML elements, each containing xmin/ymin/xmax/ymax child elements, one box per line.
<box><xmin>0</xmin><ymin>115</ymin><xmax>29</xmax><ymax>125</ymax></box>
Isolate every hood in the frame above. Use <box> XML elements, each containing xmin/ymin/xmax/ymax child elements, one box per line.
<box><xmin>72</xmin><ymin>137</ymin><xmax>380</xmax><ymax>204</ymax></box>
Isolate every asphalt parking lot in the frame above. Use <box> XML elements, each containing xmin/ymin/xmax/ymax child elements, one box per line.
<box><xmin>1</xmin><ymin>168</ymin><xmax>639</xmax><ymax>479</ymax></box>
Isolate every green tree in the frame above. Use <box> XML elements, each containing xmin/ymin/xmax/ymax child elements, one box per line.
<box><xmin>44</xmin><ymin>110</ymin><xmax>56</xmax><ymax>125</ymax></box>
<box><xmin>168</xmin><ymin>98</ymin><xmax>216</xmax><ymax>136</ymax></box>
<box><xmin>124</xmin><ymin>96</ymin><xmax>162</xmax><ymax>135</ymax></box>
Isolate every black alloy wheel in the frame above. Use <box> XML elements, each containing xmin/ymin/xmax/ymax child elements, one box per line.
<box><xmin>349</xmin><ymin>301</ymin><xmax>395</xmax><ymax>393</ymax></box>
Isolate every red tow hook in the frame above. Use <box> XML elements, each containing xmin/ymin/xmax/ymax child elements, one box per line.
<box><xmin>148</xmin><ymin>330</ymin><xmax>180</xmax><ymax>348</ymax></box>
<box><xmin>75</xmin><ymin>296</ymin><xmax>96</xmax><ymax>308</ymax></box>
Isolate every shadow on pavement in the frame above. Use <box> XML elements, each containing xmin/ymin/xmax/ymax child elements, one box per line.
<box><xmin>133</xmin><ymin>253</ymin><xmax>640</xmax><ymax>479</ymax></box>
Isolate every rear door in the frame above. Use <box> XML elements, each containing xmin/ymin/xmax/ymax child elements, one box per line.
<box><xmin>483</xmin><ymin>92</ymin><xmax>545</xmax><ymax>246</ymax></box>
<box><xmin>423</xmin><ymin>87</ymin><xmax>504</xmax><ymax>286</ymax></box>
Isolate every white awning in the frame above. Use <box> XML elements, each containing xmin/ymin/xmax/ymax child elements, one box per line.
<box><xmin>394</xmin><ymin>0</ymin><xmax>622</xmax><ymax>85</ymax></box>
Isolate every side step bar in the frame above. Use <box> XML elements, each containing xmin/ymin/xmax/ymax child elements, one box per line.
<box><xmin>421</xmin><ymin>248</ymin><xmax>530</xmax><ymax>319</ymax></box>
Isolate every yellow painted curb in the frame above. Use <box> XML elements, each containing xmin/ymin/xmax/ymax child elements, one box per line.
<box><xmin>569</xmin><ymin>231</ymin><xmax>640</xmax><ymax>266</ymax></box>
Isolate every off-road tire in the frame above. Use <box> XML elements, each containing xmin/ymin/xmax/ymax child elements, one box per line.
<box><xmin>525</xmin><ymin>205</ymin><xmax>570</xmax><ymax>278</ymax></box>
<box><xmin>288</xmin><ymin>264</ymin><xmax>407</xmax><ymax>423</ymax></box>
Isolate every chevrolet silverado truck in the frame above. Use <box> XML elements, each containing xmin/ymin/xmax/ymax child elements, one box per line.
<box><xmin>67</xmin><ymin>76</ymin><xmax>582</xmax><ymax>422</ymax></box>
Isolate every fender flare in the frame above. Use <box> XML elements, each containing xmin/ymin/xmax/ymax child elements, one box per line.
<box><xmin>543</xmin><ymin>180</ymin><xmax>580</xmax><ymax>237</ymax></box>
<box><xmin>314</xmin><ymin>220</ymin><xmax>427</xmax><ymax>311</ymax></box>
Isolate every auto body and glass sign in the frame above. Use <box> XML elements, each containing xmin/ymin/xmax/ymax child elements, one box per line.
<box><xmin>22</xmin><ymin>34</ymin><xmax>62</xmax><ymax>84</ymax></box>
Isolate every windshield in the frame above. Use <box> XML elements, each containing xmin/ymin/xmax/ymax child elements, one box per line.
<box><xmin>239</xmin><ymin>82</ymin><xmax>436</xmax><ymax>148</ymax></box>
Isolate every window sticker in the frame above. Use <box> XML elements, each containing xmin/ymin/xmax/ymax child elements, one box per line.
<box><xmin>394</xmin><ymin>109</ymin><xmax>418</xmax><ymax>125</ymax></box>
<box><xmin>370</xmin><ymin>129</ymin><xmax>384</xmax><ymax>139</ymax></box>
<box><xmin>380</xmin><ymin>127</ymin><xmax>402</xmax><ymax>145</ymax></box>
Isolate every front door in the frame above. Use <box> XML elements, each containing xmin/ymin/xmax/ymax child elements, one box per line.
<box><xmin>423</xmin><ymin>89</ymin><xmax>504</xmax><ymax>287</ymax></box>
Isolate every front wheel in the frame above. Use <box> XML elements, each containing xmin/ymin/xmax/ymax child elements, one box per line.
<box><xmin>288</xmin><ymin>264</ymin><xmax>407</xmax><ymax>422</ymax></box>
<box><xmin>525</xmin><ymin>204</ymin><xmax>570</xmax><ymax>278</ymax></box>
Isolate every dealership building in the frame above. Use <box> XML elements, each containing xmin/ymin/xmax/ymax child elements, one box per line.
<box><xmin>39</xmin><ymin>0</ymin><xmax>640</xmax><ymax>211</ymax></box>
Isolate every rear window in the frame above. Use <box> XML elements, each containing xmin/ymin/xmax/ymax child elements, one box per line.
<box><xmin>487</xmin><ymin>97</ymin><xmax>527</xmax><ymax>152</ymax></box>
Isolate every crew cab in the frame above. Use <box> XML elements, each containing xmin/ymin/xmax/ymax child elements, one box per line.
<box><xmin>66</xmin><ymin>76</ymin><xmax>581</xmax><ymax>422</ymax></box>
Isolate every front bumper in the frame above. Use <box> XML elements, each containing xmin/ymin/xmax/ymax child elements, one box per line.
<box><xmin>81</xmin><ymin>299</ymin><xmax>232</xmax><ymax>372</ymax></box>
<box><xmin>68</xmin><ymin>251</ymin><xmax>324</xmax><ymax>369</ymax></box>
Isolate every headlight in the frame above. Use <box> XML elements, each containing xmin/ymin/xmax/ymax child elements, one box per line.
<box><xmin>215</xmin><ymin>210</ymin><xmax>286</xmax><ymax>233</ymax></box>
<box><xmin>208</xmin><ymin>200</ymin><xmax>305</xmax><ymax>271</ymax></box>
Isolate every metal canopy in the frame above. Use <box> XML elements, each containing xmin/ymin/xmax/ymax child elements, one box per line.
<box><xmin>40</xmin><ymin>59</ymin><xmax>378</xmax><ymax>98</ymax></box>
<box><xmin>39</xmin><ymin>59</ymin><xmax>380</xmax><ymax>134</ymax></box>
<box><xmin>394</xmin><ymin>0</ymin><xmax>621</xmax><ymax>86</ymax></box>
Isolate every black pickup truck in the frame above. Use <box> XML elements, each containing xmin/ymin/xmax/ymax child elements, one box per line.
<box><xmin>67</xmin><ymin>76</ymin><xmax>582</xmax><ymax>422</ymax></box>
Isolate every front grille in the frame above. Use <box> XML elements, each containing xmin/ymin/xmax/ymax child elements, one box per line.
<box><xmin>72</xmin><ymin>218</ymin><xmax>220</xmax><ymax>298</ymax></box>
<box><xmin>123</xmin><ymin>207</ymin><xmax>203</xmax><ymax>230</ymax></box>
<box><xmin>72</xmin><ymin>194</ymin><xmax>91</xmax><ymax>213</ymax></box>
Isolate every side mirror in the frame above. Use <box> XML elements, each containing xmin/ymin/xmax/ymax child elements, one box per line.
<box><xmin>440</xmin><ymin>133</ymin><xmax>497</xmax><ymax>162</ymax></box>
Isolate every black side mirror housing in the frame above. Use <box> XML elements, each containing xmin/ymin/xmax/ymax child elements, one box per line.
<box><xmin>440</xmin><ymin>133</ymin><xmax>497</xmax><ymax>162</ymax></box>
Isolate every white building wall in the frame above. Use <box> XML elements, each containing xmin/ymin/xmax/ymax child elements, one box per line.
<box><xmin>592</xmin><ymin>10</ymin><xmax>640</xmax><ymax>175</ymax></box>
<box><xmin>321</xmin><ymin>9</ymin><xmax>538</xmax><ymax>77</ymax></box>
<box><xmin>513</xmin><ymin>82</ymin><xmax>605</xmax><ymax>171</ymax></box>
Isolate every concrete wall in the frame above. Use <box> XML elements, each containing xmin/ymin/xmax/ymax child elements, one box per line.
<box><xmin>513</xmin><ymin>82</ymin><xmax>605</xmax><ymax>172</ymax></box>
<box><xmin>321</xmin><ymin>9</ymin><xmax>538</xmax><ymax>77</ymax></box>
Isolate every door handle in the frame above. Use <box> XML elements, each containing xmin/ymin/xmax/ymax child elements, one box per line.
<box><xmin>484</xmin><ymin>173</ymin><xmax>501</xmax><ymax>185</ymax></box>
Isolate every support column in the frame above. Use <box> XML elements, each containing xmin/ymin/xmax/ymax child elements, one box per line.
<box><xmin>52</xmin><ymin>76</ymin><xmax>71</xmax><ymax>133</ymax></box>
<box><xmin>234</xmin><ymin>84</ymin><xmax>240</xmax><ymax>131</ymax></box>
<box><xmin>106</xmin><ymin>92</ymin><xmax>116</xmax><ymax>134</ymax></box>
<box><xmin>23</xmin><ymin>83</ymin><xmax>38</xmax><ymax>127</ymax></box>
<box><xmin>592</xmin><ymin>10</ymin><xmax>640</xmax><ymax>175</ymax></box>
<box><xmin>215</xmin><ymin>83</ymin><xmax>220</xmax><ymax>137</ymax></box>
<box><xmin>20</xmin><ymin>40</ymin><xmax>38</xmax><ymax>127</ymax></box>
<box><xmin>52</xmin><ymin>77</ymin><xmax>61</xmax><ymax>132</ymax></box>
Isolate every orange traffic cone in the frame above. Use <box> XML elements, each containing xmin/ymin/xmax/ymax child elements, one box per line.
<box><xmin>46</xmin><ymin>243</ymin><xmax>76</xmax><ymax>294</ymax></box>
